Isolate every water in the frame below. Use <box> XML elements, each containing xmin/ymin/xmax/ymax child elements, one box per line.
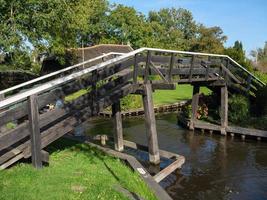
<box><xmin>86</xmin><ymin>113</ymin><xmax>267</xmax><ymax>200</ymax></box>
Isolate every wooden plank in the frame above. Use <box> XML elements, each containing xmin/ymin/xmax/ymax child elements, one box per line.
<box><xmin>112</xmin><ymin>101</ymin><xmax>124</xmax><ymax>152</ymax></box>
<box><xmin>194</xmin><ymin>120</ymin><xmax>221</xmax><ymax>131</ymax></box>
<box><xmin>189</xmin><ymin>85</ymin><xmax>200</xmax><ymax>130</ymax></box>
<box><xmin>153</xmin><ymin>156</ymin><xmax>185</xmax><ymax>183</ymax></box>
<box><xmin>152</xmin><ymin>83</ymin><xmax>176</xmax><ymax>90</ymax></box>
<box><xmin>28</xmin><ymin>94</ymin><xmax>42</xmax><ymax>168</ymax></box>
<box><xmin>220</xmin><ymin>86</ymin><xmax>228</xmax><ymax>135</ymax></box>
<box><xmin>142</xmin><ymin>84</ymin><xmax>160</xmax><ymax>164</ymax></box>
<box><xmin>41</xmin><ymin>150</ymin><xmax>49</xmax><ymax>163</ymax></box>
<box><xmin>226</xmin><ymin>126</ymin><xmax>267</xmax><ymax>138</ymax></box>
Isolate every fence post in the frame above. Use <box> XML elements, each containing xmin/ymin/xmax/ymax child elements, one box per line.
<box><xmin>28</xmin><ymin>94</ymin><xmax>42</xmax><ymax>169</ymax></box>
<box><xmin>112</xmin><ymin>101</ymin><xmax>124</xmax><ymax>152</ymax></box>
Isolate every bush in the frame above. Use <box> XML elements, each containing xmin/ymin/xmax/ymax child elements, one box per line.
<box><xmin>254</xmin><ymin>85</ymin><xmax>267</xmax><ymax>116</ymax></box>
<box><xmin>228</xmin><ymin>94</ymin><xmax>250</xmax><ymax>124</ymax></box>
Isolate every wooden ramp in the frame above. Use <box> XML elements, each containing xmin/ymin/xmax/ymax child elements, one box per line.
<box><xmin>0</xmin><ymin>47</ymin><xmax>265</xmax><ymax>170</ymax></box>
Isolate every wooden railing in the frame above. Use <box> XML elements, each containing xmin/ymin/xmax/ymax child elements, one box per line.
<box><xmin>0</xmin><ymin>47</ymin><xmax>265</xmax><ymax>169</ymax></box>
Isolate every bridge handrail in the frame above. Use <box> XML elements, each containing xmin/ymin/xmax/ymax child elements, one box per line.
<box><xmin>0</xmin><ymin>52</ymin><xmax>124</xmax><ymax>96</ymax></box>
<box><xmin>0</xmin><ymin>47</ymin><xmax>265</xmax><ymax>109</ymax></box>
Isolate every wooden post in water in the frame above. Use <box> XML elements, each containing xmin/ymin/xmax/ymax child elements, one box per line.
<box><xmin>112</xmin><ymin>101</ymin><xmax>124</xmax><ymax>152</ymax></box>
<box><xmin>28</xmin><ymin>94</ymin><xmax>42</xmax><ymax>169</ymax></box>
<box><xmin>189</xmin><ymin>85</ymin><xmax>200</xmax><ymax>130</ymax></box>
<box><xmin>142</xmin><ymin>84</ymin><xmax>160</xmax><ymax>165</ymax></box>
<box><xmin>220</xmin><ymin>85</ymin><xmax>228</xmax><ymax>135</ymax></box>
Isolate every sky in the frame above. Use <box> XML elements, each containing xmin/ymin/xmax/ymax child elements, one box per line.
<box><xmin>109</xmin><ymin>0</ymin><xmax>267</xmax><ymax>55</ymax></box>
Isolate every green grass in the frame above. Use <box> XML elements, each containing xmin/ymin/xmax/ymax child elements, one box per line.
<box><xmin>0</xmin><ymin>139</ymin><xmax>157</xmax><ymax>200</ymax></box>
<box><xmin>153</xmin><ymin>84</ymin><xmax>211</xmax><ymax>106</ymax></box>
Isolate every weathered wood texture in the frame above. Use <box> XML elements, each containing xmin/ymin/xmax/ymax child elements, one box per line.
<box><xmin>112</xmin><ymin>101</ymin><xmax>124</xmax><ymax>152</ymax></box>
<box><xmin>142</xmin><ymin>84</ymin><xmax>160</xmax><ymax>165</ymax></box>
<box><xmin>220</xmin><ymin>85</ymin><xmax>228</xmax><ymax>135</ymax></box>
<box><xmin>28</xmin><ymin>94</ymin><xmax>42</xmax><ymax>168</ymax></box>
<box><xmin>189</xmin><ymin>85</ymin><xmax>200</xmax><ymax>130</ymax></box>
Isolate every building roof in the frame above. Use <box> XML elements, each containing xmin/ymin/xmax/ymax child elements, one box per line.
<box><xmin>73</xmin><ymin>44</ymin><xmax>133</xmax><ymax>63</ymax></box>
<box><xmin>41</xmin><ymin>44</ymin><xmax>133</xmax><ymax>75</ymax></box>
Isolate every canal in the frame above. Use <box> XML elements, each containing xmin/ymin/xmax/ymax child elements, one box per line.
<box><xmin>86</xmin><ymin>113</ymin><xmax>267</xmax><ymax>200</ymax></box>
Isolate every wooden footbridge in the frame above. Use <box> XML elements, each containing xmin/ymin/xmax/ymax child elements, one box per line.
<box><xmin>0</xmin><ymin>47</ymin><xmax>265</xmax><ymax>171</ymax></box>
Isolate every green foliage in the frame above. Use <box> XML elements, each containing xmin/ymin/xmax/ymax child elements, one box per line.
<box><xmin>190</xmin><ymin>25</ymin><xmax>227</xmax><ymax>54</ymax></box>
<box><xmin>228</xmin><ymin>94</ymin><xmax>250</xmax><ymax>124</ymax></box>
<box><xmin>254</xmin><ymin>85</ymin><xmax>267</xmax><ymax>116</ymax></box>
<box><xmin>225</xmin><ymin>41</ymin><xmax>252</xmax><ymax>70</ymax></box>
<box><xmin>120</xmin><ymin>94</ymin><xmax>142</xmax><ymax>111</ymax></box>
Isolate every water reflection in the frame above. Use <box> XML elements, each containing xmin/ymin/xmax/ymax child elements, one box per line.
<box><xmin>85</xmin><ymin>114</ymin><xmax>267</xmax><ymax>200</ymax></box>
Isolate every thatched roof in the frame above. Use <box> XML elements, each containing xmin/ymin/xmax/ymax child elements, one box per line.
<box><xmin>41</xmin><ymin>44</ymin><xmax>133</xmax><ymax>75</ymax></box>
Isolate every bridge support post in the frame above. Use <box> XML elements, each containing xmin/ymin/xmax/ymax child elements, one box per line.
<box><xmin>220</xmin><ymin>85</ymin><xmax>228</xmax><ymax>135</ymax></box>
<box><xmin>189</xmin><ymin>85</ymin><xmax>200</xmax><ymax>130</ymax></box>
<box><xmin>112</xmin><ymin>101</ymin><xmax>124</xmax><ymax>152</ymax></box>
<box><xmin>28</xmin><ymin>94</ymin><xmax>42</xmax><ymax>169</ymax></box>
<box><xmin>142</xmin><ymin>84</ymin><xmax>160</xmax><ymax>165</ymax></box>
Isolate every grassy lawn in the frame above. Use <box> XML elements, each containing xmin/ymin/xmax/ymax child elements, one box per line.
<box><xmin>153</xmin><ymin>84</ymin><xmax>211</xmax><ymax>106</ymax></box>
<box><xmin>0</xmin><ymin>139</ymin><xmax>157</xmax><ymax>200</ymax></box>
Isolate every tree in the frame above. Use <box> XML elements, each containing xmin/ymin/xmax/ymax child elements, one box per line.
<box><xmin>190</xmin><ymin>25</ymin><xmax>227</xmax><ymax>54</ymax></box>
<box><xmin>148</xmin><ymin>8</ymin><xmax>197</xmax><ymax>50</ymax></box>
<box><xmin>0</xmin><ymin>0</ymin><xmax>104</xmax><ymax>71</ymax></box>
<box><xmin>251</xmin><ymin>41</ymin><xmax>267</xmax><ymax>71</ymax></box>
<box><xmin>101</xmin><ymin>4</ymin><xmax>150</xmax><ymax>48</ymax></box>
<box><xmin>225</xmin><ymin>41</ymin><xmax>252</xmax><ymax>70</ymax></box>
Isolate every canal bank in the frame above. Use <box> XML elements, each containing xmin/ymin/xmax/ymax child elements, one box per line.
<box><xmin>85</xmin><ymin>113</ymin><xmax>267</xmax><ymax>200</ymax></box>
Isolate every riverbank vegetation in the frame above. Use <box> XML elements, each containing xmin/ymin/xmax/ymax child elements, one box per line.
<box><xmin>0</xmin><ymin>138</ymin><xmax>157</xmax><ymax>200</ymax></box>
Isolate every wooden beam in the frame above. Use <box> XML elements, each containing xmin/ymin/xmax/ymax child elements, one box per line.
<box><xmin>189</xmin><ymin>85</ymin><xmax>200</xmax><ymax>130</ymax></box>
<box><xmin>144</xmin><ymin>51</ymin><xmax>151</xmax><ymax>83</ymax></box>
<box><xmin>168</xmin><ymin>53</ymin><xmax>175</xmax><ymax>81</ymax></box>
<box><xmin>142</xmin><ymin>84</ymin><xmax>160</xmax><ymax>165</ymax></box>
<box><xmin>220</xmin><ymin>85</ymin><xmax>228</xmax><ymax>135</ymax></box>
<box><xmin>133</xmin><ymin>54</ymin><xmax>139</xmax><ymax>84</ymax></box>
<box><xmin>149</xmin><ymin>61</ymin><xmax>169</xmax><ymax>83</ymax></box>
<box><xmin>112</xmin><ymin>101</ymin><xmax>124</xmax><ymax>152</ymax></box>
<box><xmin>153</xmin><ymin>157</ymin><xmax>185</xmax><ymax>183</ymax></box>
<box><xmin>28</xmin><ymin>94</ymin><xmax>42</xmax><ymax>169</ymax></box>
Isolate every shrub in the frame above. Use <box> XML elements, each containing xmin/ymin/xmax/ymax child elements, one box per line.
<box><xmin>228</xmin><ymin>94</ymin><xmax>250</xmax><ymax>124</ymax></box>
<box><xmin>254</xmin><ymin>85</ymin><xmax>267</xmax><ymax>116</ymax></box>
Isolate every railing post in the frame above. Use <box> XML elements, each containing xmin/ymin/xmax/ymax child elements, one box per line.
<box><xmin>144</xmin><ymin>51</ymin><xmax>152</xmax><ymax>84</ymax></box>
<box><xmin>142</xmin><ymin>83</ymin><xmax>160</xmax><ymax>165</ymax></box>
<box><xmin>28</xmin><ymin>94</ymin><xmax>42</xmax><ymax>169</ymax></box>
<box><xmin>168</xmin><ymin>53</ymin><xmax>175</xmax><ymax>82</ymax></box>
<box><xmin>220</xmin><ymin>85</ymin><xmax>228</xmax><ymax>135</ymax></box>
<box><xmin>112</xmin><ymin>100</ymin><xmax>124</xmax><ymax>152</ymax></box>
<box><xmin>91</xmin><ymin>70</ymin><xmax>98</xmax><ymax>116</ymax></box>
<box><xmin>133</xmin><ymin>54</ymin><xmax>139</xmax><ymax>84</ymax></box>
<box><xmin>189</xmin><ymin>55</ymin><xmax>196</xmax><ymax>82</ymax></box>
<box><xmin>189</xmin><ymin>85</ymin><xmax>200</xmax><ymax>130</ymax></box>
<box><xmin>0</xmin><ymin>94</ymin><xmax>4</xmax><ymax>101</ymax></box>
